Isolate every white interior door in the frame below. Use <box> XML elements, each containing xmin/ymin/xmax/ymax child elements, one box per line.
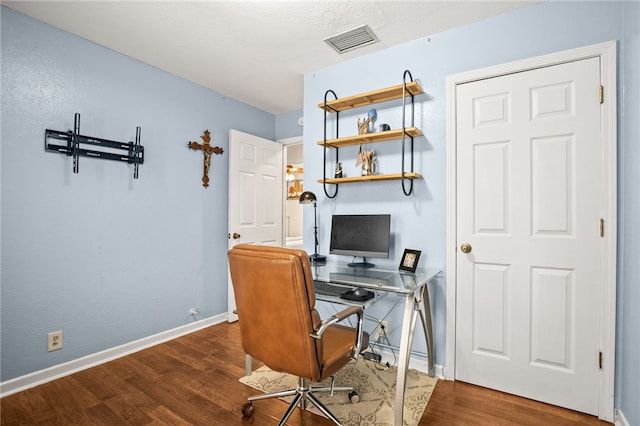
<box><xmin>227</xmin><ymin>129</ymin><xmax>283</xmax><ymax>322</ymax></box>
<box><xmin>455</xmin><ymin>57</ymin><xmax>604</xmax><ymax>414</ymax></box>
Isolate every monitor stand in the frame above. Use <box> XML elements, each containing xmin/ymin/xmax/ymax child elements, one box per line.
<box><xmin>348</xmin><ymin>257</ymin><xmax>375</xmax><ymax>268</ymax></box>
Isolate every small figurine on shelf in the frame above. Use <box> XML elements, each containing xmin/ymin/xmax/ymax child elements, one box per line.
<box><xmin>357</xmin><ymin>117</ymin><xmax>367</xmax><ymax>135</ymax></box>
<box><xmin>356</xmin><ymin>144</ymin><xmax>365</xmax><ymax>166</ymax></box>
<box><xmin>361</xmin><ymin>149</ymin><xmax>377</xmax><ymax>176</ymax></box>
<box><xmin>357</xmin><ymin>108</ymin><xmax>377</xmax><ymax>135</ymax></box>
<box><xmin>334</xmin><ymin>162</ymin><xmax>343</xmax><ymax>178</ymax></box>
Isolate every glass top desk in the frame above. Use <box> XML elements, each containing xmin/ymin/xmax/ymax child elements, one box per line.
<box><xmin>313</xmin><ymin>263</ymin><xmax>440</xmax><ymax>426</ymax></box>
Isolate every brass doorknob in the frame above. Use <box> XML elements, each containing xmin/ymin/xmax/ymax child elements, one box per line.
<box><xmin>460</xmin><ymin>243</ymin><xmax>472</xmax><ymax>254</ymax></box>
<box><xmin>228</xmin><ymin>232</ymin><xmax>241</xmax><ymax>240</ymax></box>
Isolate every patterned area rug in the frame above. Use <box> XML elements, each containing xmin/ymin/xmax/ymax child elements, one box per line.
<box><xmin>239</xmin><ymin>357</ymin><xmax>437</xmax><ymax>426</ymax></box>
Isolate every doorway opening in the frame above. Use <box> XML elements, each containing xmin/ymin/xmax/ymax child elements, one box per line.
<box><xmin>283</xmin><ymin>140</ymin><xmax>303</xmax><ymax>249</ymax></box>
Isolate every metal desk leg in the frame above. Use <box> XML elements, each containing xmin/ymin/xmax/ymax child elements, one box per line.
<box><xmin>417</xmin><ymin>285</ymin><xmax>435</xmax><ymax>377</ymax></box>
<box><xmin>245</xmin><ymin>354</ymin><xmax>253</xmax><ymax>377</ymax></box>
<box><xmin>395</xmin><ymin>292</ymin><xmax>420</xmax><ymax>426</ymax></box>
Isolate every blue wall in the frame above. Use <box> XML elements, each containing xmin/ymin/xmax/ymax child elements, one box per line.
<box><xmin>303</xmin><ymin>1</ymin><xmax>638</xmax><ymax>422</ymax></box>
<box><xmin>275</xmin><ymin>109</ymin><xmax>303</xmax><ymax>140</ymax></box>
<box><xmin>617</xmin><ymin>0</ymin><xmax>640</xmax><ymax>421</ymax></box>
<box><xmin>1</xmin><ymin>7</ymin><xmax>274</xmax><ymax>381</ymax></box>
<box><xmin>1</xmin><ymin>1</ymin><xmax>637</xmax><ymax>422</ymax></box>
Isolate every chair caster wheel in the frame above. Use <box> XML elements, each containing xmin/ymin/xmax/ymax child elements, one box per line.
<box><xmin>348</xmin><ymin>390</ymin><xmax>360</xmax><ymax>403</ymax></box>
<box><xmin>241</xmin><ymin>402</ymin><xmax>254</xmax><ymax>417</ymax></box>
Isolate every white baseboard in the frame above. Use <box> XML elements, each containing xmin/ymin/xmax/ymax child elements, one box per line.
<box><xmin>615</xmin><ymin>409</ymin><xmax>630</xmax><ymax>426</ymax></box>
<box><xmin>0</xmin><ymin>314</ymin><xmax>227</xmax><ymax>398</ymax></box>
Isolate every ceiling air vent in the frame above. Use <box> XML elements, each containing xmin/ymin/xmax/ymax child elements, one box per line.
<box><xmin>324</xmin><ymin>25</ymin><xmax>379</xmax><ymax>54</ymax></box>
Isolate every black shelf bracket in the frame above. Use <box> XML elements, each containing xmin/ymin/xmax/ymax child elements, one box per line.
<box><xmin>322</xmin><ymin>89</ymin><xmax>339</xmax><ymax>199</ymax></box>
<box><xmin>45</xmin><ymin>113</ymin><xmax>144</xmax><ymax>179</ymax></box>
<box><xmin>401</xmin><ymin>69</ymin><xmax>416</xmax><ymax>196</ymax></box>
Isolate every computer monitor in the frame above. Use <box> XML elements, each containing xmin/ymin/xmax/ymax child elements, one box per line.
<box><xmin>329</xmin><ymin>214</ymin><xmax>391</xmax><ymax>268</ymax></box>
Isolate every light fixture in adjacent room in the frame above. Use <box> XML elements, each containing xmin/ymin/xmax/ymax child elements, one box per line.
<box><xmin>324</xmin><ymin>25</ymin><xmax>379</xmax><ymax>54</ymax></box>
<box><xmin>299</xmin><ymin>191</ymin><xmax>326</xmax><ymax>263</ymax></box>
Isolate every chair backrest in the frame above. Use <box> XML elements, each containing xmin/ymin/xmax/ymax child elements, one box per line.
<box><xmin>228</xmin><ymin>244</ymin><xmax>324</xmax><ymax>381</ymax></box>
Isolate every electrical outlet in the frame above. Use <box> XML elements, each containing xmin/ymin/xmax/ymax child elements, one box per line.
<box><xmin>48</xmin><ymin>330</ymin><xmax>63</xmax><ymax>352</ymax></box>
<box><xmin>375</xmin><ymin>321</ymin><xmax>389</xmax><ymax>341</ymax></box>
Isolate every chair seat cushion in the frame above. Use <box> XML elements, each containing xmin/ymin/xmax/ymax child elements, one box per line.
<box><xmin>320</xmin><ymin>325</ymin><xmax>370</xmax><ymax>380</ymax></box>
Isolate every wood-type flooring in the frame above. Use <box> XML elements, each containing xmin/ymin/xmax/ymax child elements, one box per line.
<box><xmin>1</xmin><ymin>322</ymin><xmax>611</xmax><ymax>425</ymax></box>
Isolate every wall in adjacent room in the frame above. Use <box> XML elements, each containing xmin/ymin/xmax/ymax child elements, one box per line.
<box><xmin>303</xmin><ymin>1</ymin><xmax>638</xmax><ymax>422</ymax></box>
<box><xmin>1</xmin><ymin>7</ymin><xmax>275</xmax><ymax>381</ymax></box>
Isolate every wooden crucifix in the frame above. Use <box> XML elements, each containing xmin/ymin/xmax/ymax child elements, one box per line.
<box><xmin>188</xmin><ymin>130</ymin><xmax>223</xmax><ymax>188</ymax></box>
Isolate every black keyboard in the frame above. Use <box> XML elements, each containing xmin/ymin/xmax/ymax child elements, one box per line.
<box><xmin>329</xmin><ymin>272</ymin><xmax>390</xmax><ymax>286</ymax></box>
<box><xmin>314</xmin><ymin>281</ymin><xmax>351</xmax><ymax>297</ymax></box>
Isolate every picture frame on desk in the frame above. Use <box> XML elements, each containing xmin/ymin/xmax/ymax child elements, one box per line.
<box><xmin>399</xmin><ymin>249</ymin><xmax>421</xmax><ymax>273</ymax></box>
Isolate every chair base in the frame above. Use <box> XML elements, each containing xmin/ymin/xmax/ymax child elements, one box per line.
<box><xmin>242</xmin><ymin>376</ymin><xmax>358</xmax><ymax>426</ymax></box>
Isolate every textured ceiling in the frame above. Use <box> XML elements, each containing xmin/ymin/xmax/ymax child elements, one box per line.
<box><xmin>3</xmin><ymin>1</ymin><xmax>536</xmax><ymax>114</ymax></box>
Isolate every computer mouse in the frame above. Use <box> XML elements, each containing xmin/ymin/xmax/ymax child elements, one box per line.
<box><xmin>353</xmin><ymin>288</ymin><xmax>369</xmax><ymax>297</ymax></box>
<box><xmin>340</xmin><ymin>288</ymin><xmax>374</xmax><ymax>301</ymax></box>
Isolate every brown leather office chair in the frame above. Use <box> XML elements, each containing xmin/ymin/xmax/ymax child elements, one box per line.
<box><xmin>228</xmin><ymin>244</ymin><xmax>369</xmax><ymax>426</ymax></box>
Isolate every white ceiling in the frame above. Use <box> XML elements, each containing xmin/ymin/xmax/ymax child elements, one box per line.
<box><xmin>3</xmin><ymin>1</ymin><xmax>535</xmax><ymax>115</ymax></box>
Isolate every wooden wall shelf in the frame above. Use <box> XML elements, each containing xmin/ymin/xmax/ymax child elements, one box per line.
<box><xmin>318</xmin><ymin>81</ymin><xmax>424</xmax><ymax>112</ymax></box>
<box><xmin>317</xmin><ymin>127</ymin><xmax>423</xmax><ymax>148</ymax></box>
<box><xmin>319</xmin><ymin>70</ymin><xmax>423</xmax><ymax>197</ymax></box>
<box><xmin>318</xmin><ymin>172</ymin><xmax>423</xmax><ymax>184</ymax></box>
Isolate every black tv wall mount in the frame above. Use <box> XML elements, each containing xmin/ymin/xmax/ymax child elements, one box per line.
<box><xmin>45</xmin><ymin>113</ymin><xmax>144</xmax><ymax>179</ymax></box>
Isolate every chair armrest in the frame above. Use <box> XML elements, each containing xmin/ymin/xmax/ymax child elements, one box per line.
<box><xmin>311</xmin><ymin>306</ymin><xmax>365</xmax><ymax>359</ymax></box>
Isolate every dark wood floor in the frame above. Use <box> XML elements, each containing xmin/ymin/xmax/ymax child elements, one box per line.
<box><xmin>1</xmin><ymin>322</ymin><xmax>610</xmax><ymax>425</ymax></box>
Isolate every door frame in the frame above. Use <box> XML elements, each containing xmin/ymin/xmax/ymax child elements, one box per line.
<box><xmin>278</xmin><ymin>136</ymin><xmax>303</xmax><ymax>245</ymax></box>
<box><xmin>445</xmin><ymin>41</ymin><xmax>617</xmax><ymax>421</ymax></box>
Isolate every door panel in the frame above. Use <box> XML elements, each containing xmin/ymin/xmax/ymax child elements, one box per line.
<box><xmin>530</xmin><ymin>267</ymin><xmax>573</xmax><ymax>369</ymax></box>
<box><xmin>531</xmin><ymin>135</ymin><xmax>573</xmax><ymax>235</ymax></box>
<box><xmin>474</xmin><ymin>142</ymin><xmax>509</xmax><ymax>233</ymax></box>
<box><xmin>473</xmin><ymin>263</ymin><xmax>509</xmax><ymax>357</ymax></box>
<box><xmin>455</xmin><ymin>57</ymin><xmax>602</xmax><ymax>414</ymax></box>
